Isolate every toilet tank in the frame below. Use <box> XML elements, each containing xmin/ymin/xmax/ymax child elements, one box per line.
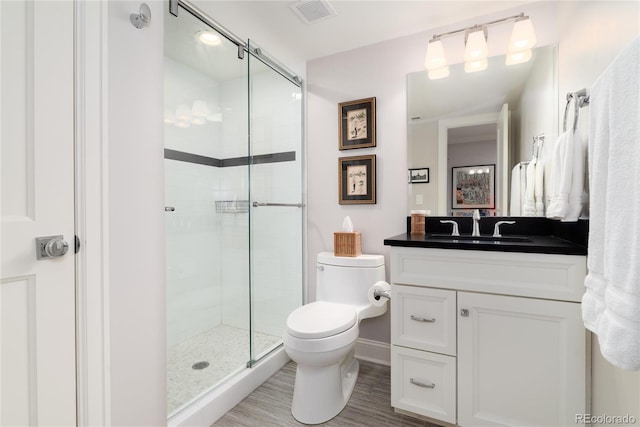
<box><xmin>316</xmin><ymin>252</ymin><xmax>385</xmax><ymax>305</ymax></box>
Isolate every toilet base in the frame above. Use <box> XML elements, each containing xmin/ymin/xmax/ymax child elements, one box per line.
<box><xmin>290</xmin><ymin>351</ymin><xmax>359</xmax><ymax>424</ymax></box>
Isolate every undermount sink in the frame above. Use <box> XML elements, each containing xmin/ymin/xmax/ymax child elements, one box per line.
<box><xmin>426</xmin><ymin>233</ymin><xmax>531</xmax><ymax>243</ymax></box>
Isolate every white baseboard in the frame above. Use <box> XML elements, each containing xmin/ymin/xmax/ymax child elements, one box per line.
<box><xmin>355</xmin><ymin>338</ymin><xmax>391</xmax><ymax>366</ymax></box>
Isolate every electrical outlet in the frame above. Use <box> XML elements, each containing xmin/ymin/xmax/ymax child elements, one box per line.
<box><xmin>416</xmin><ymin>194</ymin><xmax>423</xmax><ymax>205</ymax></box>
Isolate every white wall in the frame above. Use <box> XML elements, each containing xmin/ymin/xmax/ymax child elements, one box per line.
<box><xmin>307</xmin><ymin>1</ymin><xmax>557</xmax><ymax>343</ymax></box>
<box><xmin>556</xmin><ymin>2</ymin><xmax>640</xmax><ymax>423</ymax></box>
<box><xmin>107</xmin><ymin>1</ymin><xmax>166</xmax><ymax>424</ymax></box>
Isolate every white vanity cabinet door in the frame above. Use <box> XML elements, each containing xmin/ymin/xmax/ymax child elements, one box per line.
<box><xmin>391</xmin><ymin>285</ymin><xmax>456</xmax><ymax>355</ymax></box>
<box><xmin>457</xmin><ymin>292</ymin><xmax>587</xmax><ymax>427</ymax></box>
<box><xmin>391</xmin><ymin>346</ymin><xmax>457</xmax><ymax>424</ymax></box>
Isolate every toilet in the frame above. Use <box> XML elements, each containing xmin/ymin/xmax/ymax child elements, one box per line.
<box><xmin>283</xmin><ymin>252</ymin><xmax>388</xmax><ymax>424</ymax></box>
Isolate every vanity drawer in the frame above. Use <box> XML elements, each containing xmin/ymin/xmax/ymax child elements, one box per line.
<box><xmin>391</xmin><ymin>346</ymin><xmax>456</xmax><ymax>424</ymax></box>
<box><xmin>391</xmin><ymin>247</ymin><xmax>586</xmax><ymax>302</ymax></box>
<box><xmin>391</xmin><ymin>285</ymin><xmax>456</xmax><ymax>355</ymax></box>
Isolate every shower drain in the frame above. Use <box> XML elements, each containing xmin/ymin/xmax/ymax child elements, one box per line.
<box><xmin>191</xmin><ymin>361</ymin><xmax>210</xmax><ymax>370</ymax></box>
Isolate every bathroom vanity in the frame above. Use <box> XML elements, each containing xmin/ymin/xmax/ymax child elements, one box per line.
<box><xmin>384</xmin><ymin>223</ymin><xmax>589</xmax><ymax>426</ymax></box>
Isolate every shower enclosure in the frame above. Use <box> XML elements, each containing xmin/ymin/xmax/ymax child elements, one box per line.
<box><xmin>164</xmin><ymin>2</ymin><xmax>303</xmax><ymax>415</ymax></box>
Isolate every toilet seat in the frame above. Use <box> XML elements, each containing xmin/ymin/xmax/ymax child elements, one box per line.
<box><xmin>286</xmin><ymin>301</ymin><xmax>357</xmax><ymax>339</ymax></box>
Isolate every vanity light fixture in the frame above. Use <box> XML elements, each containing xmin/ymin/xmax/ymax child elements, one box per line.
<box><xmin>424</xmin><ymin>12</ymin><xmax>537</xmax><ymax>79</ymax></box>
<box><xmin>196</xmin><ymin>30</ymin><xmax>222</xmax><ymax>46</ymax></box>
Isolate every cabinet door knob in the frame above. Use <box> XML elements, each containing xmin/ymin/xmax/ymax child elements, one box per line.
<box><xmin>410</xmin><ymin>378</ymin><xmax>435</xmax><ymax>388</ymax></box>
<box><xmin>410</xmin><ymin>314</ymin><xmax>436</xmax><ymax>323</ymax></box>
<box><xmin>460</xmin><ymin>308</ymin><xmax>469</xmax><ymax>317</ymax></box>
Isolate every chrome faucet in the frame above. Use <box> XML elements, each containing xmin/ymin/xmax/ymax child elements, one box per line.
<box><xmin>440</xmin><ymin>220</ymin><xmax>460</xmax><ymax>236</ymax></box>
<box><xmin>472</xmin><ymin>209</ymin><xmax>481</xmax><ymax>237</ymax></box>
<box><xmin>493</xmin><ymin>220</ymin><xmax>516</xmax><ymax>237</ymax></box>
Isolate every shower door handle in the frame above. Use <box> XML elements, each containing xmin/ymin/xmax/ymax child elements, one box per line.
<box><xmin>252</xmin><ymin>202</ymin><xmax>304</xmax><ymax>208</ymax></box>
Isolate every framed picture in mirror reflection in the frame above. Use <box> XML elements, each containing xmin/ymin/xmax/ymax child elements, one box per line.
<box><xmin>338</xmin><ymin>97</ymin><xmax>376</xmax><ymax>150</ymax></box>
<box><xmin>452</xmin><ymin>164</ymin><xmax>495</xmax><ymax>209</ymax></box>
<box><xmin>409</xmin><ymin>168</ymin><xmax>430</xmax><ymax>183</ymax></box>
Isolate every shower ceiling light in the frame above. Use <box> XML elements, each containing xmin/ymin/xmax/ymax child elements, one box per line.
<box><xmin>424</xmin><ymin>12</ymin><xmax>536</xmax><ymax>79</ymax></box>
<box><xmin>196</xmin><ymin>30</ymin><xmax>221</xmax><ymax>46</ymax></box>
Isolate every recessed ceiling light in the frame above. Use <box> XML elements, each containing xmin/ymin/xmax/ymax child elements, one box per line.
<box><xmin>196</xmin><ymin>31</ymin><xmax>221</xmax><ymax>46</ymax></box>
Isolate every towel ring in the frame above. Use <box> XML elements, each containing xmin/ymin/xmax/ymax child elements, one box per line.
<box><xmin>563</xmin><ymin>89</ymin><xmax>590</xmax><ymax>132</ymax></box>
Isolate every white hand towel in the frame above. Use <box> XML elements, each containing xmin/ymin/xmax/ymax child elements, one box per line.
<box><xmin>522</xmin><ymin>159</ymin><xmax>537</xmax><ymax>216</ymax></box>
<box><xmin>509</xmin><ymin>164</ymin><xmax>522</xmax><ymax>216</ymax></box>
<box><xmin>546</xmin><ymin>132</ymin><xmax>572</xmax><ymax>219</ymax></box>
<box><xmin>582</xmin><ymin>36</ymin><xmax>640</xmax><ymax>371</ymax></box>
<box><xmin>563</xmin><ymin>129</ymin><xmax>586</xmax><ymax>221</ymax></box>
<box><xmin>534</xmin><ymin>156</ymin><xmax>545</xmax><ymax>216</ymax></box>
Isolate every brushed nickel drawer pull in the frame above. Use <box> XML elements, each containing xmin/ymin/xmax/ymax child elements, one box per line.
<box><xmin>410</xmin><ymin>314</ymin><xmax>436</xmax><ymax>323</ymax></box>
<box><xmin>410</xmin><ymin>378</ymin><xmax>436</xmax><ymax>388</ymax></box>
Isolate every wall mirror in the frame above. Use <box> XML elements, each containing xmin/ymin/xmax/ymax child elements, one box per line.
<box><xmin>407</xmin><ymin>44</ymin><xmax>558</xmax><ymax>216</ymax></box>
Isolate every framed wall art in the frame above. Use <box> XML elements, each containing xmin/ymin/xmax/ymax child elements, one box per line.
<box><xmin>409</xmin><ymin>167</ymin><xmax>430</xmax><ymax>184</ymax></box>
<box><xmin>338</xmin><ymin>97</ymin><xmax>376</xmax><ymax>150</ymax></box>
<box><xmin>452</xmin><ymin>164</ymin><xmax>495</xmax><ymax>209</ymax></box>
<box><xmin>338</xmin><ymin>155</ymin><xmax>376</xmax><ymax>204</ymax></box>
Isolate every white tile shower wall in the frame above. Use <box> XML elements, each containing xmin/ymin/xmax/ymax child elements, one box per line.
<box><xmin>165</xmin><ymin>57</ymin><xmax>225</xmax><ymax>159</ymax></box>
<box><xmin>165</xmin><ymin>160</ymin><xmax>222</xmax><ymax>347</ymax></box>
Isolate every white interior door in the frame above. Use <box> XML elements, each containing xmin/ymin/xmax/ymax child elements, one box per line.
<box><xmin>1</xmin><ymin>1</ymin><xmax>76</xmax><ymax>425</ymax></box>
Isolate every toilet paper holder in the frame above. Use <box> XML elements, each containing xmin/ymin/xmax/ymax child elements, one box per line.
<box><xmin>373</xmin><ymin>289</ymin><xmax>391</xmax><ymax>300</ymax></box>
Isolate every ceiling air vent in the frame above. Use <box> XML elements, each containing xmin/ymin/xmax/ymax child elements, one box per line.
<box><xmin>289</xmin><ymin>0</ymin><xmax>337</xmax><ymax>25</ymax></box>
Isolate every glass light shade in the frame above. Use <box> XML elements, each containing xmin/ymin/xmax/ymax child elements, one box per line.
<box><xmin>191</xmin><ymin>100</ymin><xmax>209</xmax><ymax>118</ymax></box>
<box><xmin>464</xmin><ymin>58</ymin><xmax>488</xmax><ymax>73</ymax></box>
<box><xmin>428</xmin><ymin>65</ymin><xmax>450</xmax><ymax>80</ymax></box>
<box><xmin>164</xmin><ymin>108</ymin><xmax>176</xmax><ymax>124</ymax></box>
<box><xmin>424</xmin><ymin>39</ymin><xmax>448</xmax><ymax>70</ymax></box>
<box><xmin>206</xmin><ymin>112</ymin><xmax>223</xmax><ymax>122</ymax></box>
<box><xmin>196</xmin><ymin>31</ymin><xmax>222</xmax><ymax>46</ymax></box>
<box><xmin>506</xmin><ymin>49</ymin><xmax>532</xmax><ymax>65</ymax></box>
<box><xmin>464</xmin><ymin>29</ymin><xmax>488</xmax><ymax>62</ymax></box>
<box><xmin>175</xmin><ymin>104</ymin><xmax>191</xmax><ymax>121</ymax></box>
<box><xmin>509</xmin><ymin>17</ymin><xmax>537</xmax><ymax>51</ymax></box>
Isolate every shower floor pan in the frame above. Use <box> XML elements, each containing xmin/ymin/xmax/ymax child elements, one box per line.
<box><xmin>167</xmin><ymin>324</ymin><xmax>281</xmax><ymax>414</ymax></box>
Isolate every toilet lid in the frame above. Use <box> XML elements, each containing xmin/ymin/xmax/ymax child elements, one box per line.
<box><xmin>286</xmin><ymin>301</ymin><xmax>357</xmax><ymax>339</ymax></box>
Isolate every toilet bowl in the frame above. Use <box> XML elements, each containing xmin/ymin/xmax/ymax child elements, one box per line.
<box><xmin>283</xmin><ymin>253</ymin><xmax>388</xmax><ymax>424</ymax></box>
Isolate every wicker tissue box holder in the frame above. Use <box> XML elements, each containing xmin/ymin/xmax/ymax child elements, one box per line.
<box><xmin>334</xmin><ymin>232</ymin><xmax>362</xmax><ymax>257</ymax></box>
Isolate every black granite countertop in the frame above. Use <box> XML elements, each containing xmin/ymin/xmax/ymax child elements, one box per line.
<box><xmin>384</xmin><ymin>217</ymin><xmax>588</xmax><ymax>256</ymax></box>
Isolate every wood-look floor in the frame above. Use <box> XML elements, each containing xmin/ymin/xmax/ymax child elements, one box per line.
<box><xmin>213</xmin><ymin>360</ymin><xmax>440</xmax><ymax>427</ymax></box>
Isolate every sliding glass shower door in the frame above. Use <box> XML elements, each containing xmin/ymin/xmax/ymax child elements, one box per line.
<box><xmin>164</xmin><ymin>4</ymin><xmax>303</xmax><ymax>416</ymax></box>
<box><xmin>247</xmin><ymin>41</ymin><xmax>303</xmax><ymax>365</ymax></box>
